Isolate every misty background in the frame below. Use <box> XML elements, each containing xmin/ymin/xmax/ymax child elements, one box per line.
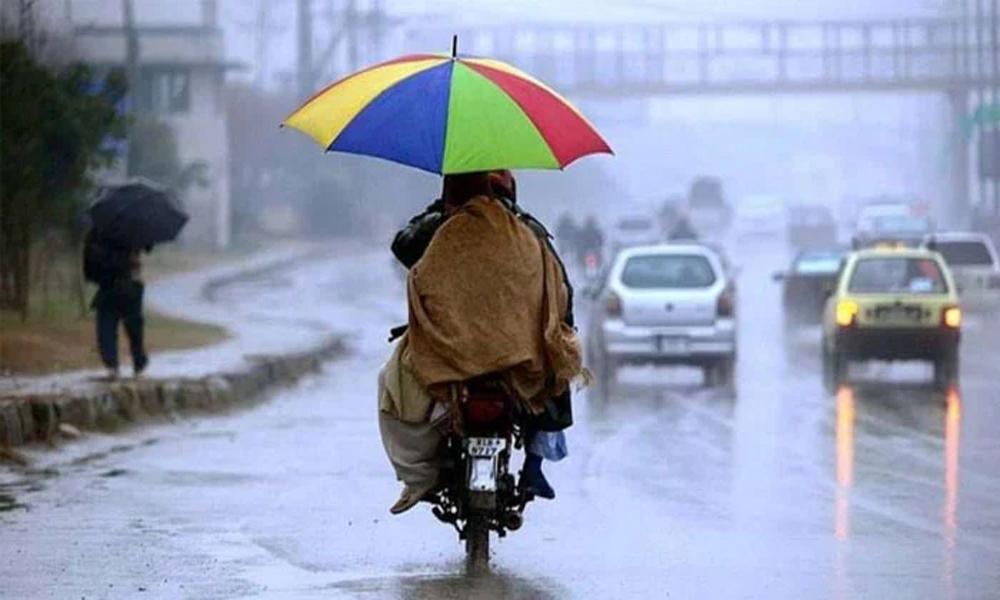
<box><xmin>9</xmin><ymin>0</ymin><xmax>993</xmax><ymax>243</ymax></box>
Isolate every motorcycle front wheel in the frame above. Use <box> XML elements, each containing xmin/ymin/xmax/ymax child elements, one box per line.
<box><xmin>465</xmin><ymin>514</ymin><xmax>490</xmax><ymax>574</ymax></box>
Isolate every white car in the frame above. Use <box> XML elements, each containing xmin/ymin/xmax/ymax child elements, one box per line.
<box><xmin>925</xmin><ymin>232</ymin><xmax>1000</xmax><ymax>312</ymax></box>
<box><xmin>586</xmin><ymin>244</ymin><xmax>737</xmax><ymax>392</ymax></box>
<box><xmin>610</xmin><ymin>215</ymin><xmax>662</xmax><ymax>252</ymax></box>
<box><xmin>734</xmin><ymin>194</ymin><xmax>786</xmax><ymax>238</ymax></box>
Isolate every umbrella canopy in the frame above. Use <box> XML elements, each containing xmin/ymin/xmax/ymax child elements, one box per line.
<box><xmin>88</xmin><ymin>180</ymin><xmax>188</xmax><ymax>249</ymax></box>
<box><xmin>282</xmin><ymin>52</ymin><xmax>612</xmax><ymax>174</ymax></box>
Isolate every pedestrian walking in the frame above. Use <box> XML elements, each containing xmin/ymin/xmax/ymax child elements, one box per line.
<box><xmin>83</xmin><ymin>232</ymin><xmax>148</xmax><ymax>379</ymax></box>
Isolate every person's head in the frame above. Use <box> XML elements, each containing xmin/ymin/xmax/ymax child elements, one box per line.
<box><xmin>488</xmin><ymin>170</ymin><xmax>516</xmax><ymax>203</ymax></box>
<box><xmin>442</xmin><ymin>171</ymin><xmax>492</xmax><ymax>211</ymax></box>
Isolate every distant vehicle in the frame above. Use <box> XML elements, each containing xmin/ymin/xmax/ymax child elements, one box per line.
<box><xmin>854</xmin><ymin>213</ymin><xmax>933</xmax><ymax>248</ymax></box>
<box><xmin>924</xmin><ymin>232</ymin><xmax>1000</xmax><ymax>312</ymax></box>
<box><xmin>821</xmin><ymin>247</ymin><xmax>961</xmax><ymax>393</ymax></box>
<box><xmin>773</xmin><ymin>248</ymin><xmax>846</xmax><ymax>327</ymax></box>
<box><xmin>610</xmin><ymin>215</ymin><xmax>661</xmax><ymax>252</ymax></box>
<box><xmin>787</xmin><ymin>204</ymin><xmax>837</xmax><ymax>249</ymax></box>
<box><xmin>586</xmin><ymin>244</ymin><xmax>737</xmax><ymax>393</ymax></box>
<box><xmin>686</xmin><ymin>176</ymin><xmax>731</xmax><ymax>234</ymax></box>
<box><xmin>658</xmin><ymin>194</ymin><xmax>685</xmax><ymax>234</ymax></box>
<box><xmin>735</xmin><ymin>194</ymin><xmax>786</xmax><ymax>238</ymax></box>
<box><xmin>853</xmin><ymin>202</ymin><xmax>932</xmax><ymax>248</ymax></box>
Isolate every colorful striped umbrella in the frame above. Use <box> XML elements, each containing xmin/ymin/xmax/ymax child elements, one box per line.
<box><xmin>282</xmin><ymin>48</ymin><xmax>612</xmax><ymax>174</ymax></box>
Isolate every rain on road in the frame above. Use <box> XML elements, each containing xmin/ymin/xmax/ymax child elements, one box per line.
<box><xmin>2</xmin><ymin>237</ymin><xmax>999</xmax><ymax>599</ymax></box>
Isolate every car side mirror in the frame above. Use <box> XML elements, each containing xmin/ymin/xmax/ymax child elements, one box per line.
<box><xmin>772</xmin><ymin>271</ymin><xmax>785</xmax><ymax>282</ymax></box>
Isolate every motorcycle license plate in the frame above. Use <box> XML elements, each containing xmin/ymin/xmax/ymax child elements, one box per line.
<box><xmin>466</xmin><ymin>437</ymin><xmax>504</xmax><ymax>457</ymax></box>
<box><xmin>466</xmin><ymin>437</ymin><xmax>504</xmax><ymax>492</ymax></box>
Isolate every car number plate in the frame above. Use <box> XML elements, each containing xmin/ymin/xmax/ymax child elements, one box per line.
<box><xmin>876</xmin><ymin>305</ymin><xmax>919</xmax><ymax>323</ymax></box>
<box><xmin>656</xmin><ymin>336</ymin><xmax>688</xmax><ymax>354</ymax></box>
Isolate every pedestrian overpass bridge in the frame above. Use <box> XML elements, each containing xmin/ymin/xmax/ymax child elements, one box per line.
<box><xmin>407</xmin><ymin>18</ymin><xmax>995</xmax><ymax>96</ymax></box>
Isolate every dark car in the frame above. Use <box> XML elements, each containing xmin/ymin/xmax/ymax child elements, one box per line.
<box><xmin>787</xmin><ymin>204</ymin><xmax>837</xmax><ymax>249</ymax></box>
<box><xmin>773</xmin><ymin>249</ymin><xmax>845</xmax><ymax>326</ymax></box>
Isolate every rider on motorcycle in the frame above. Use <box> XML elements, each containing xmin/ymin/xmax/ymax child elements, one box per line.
<box><xmin>380</xmin><ymin>171</ymin><xmax>581</xmax><ymax>514</ymax></box>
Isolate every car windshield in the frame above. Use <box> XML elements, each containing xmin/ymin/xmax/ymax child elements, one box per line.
<box><xmin>935</xmin><ymin>241</ymin><xmax>995</xmax><ymax>266</ymax></box>
<box><xmin>621</xmin><ymin>254</ymin><xmax>716</xmax><ymax>289</ymax></box>
<box><xmin>689</xmin><ymin>196</ymin><xmax>725</xmax><ymax>209</ymax></box>
<box><xmin>618</xmin><ymin>218</ymin><xmax>653</xmax><ymax>232</ymax></box>
<box><xmin>872</xmin><ymin>215</ymin><xmax>931</xmax><ymax>235</ymax></box>
<box><xmin>848</xmin><ymin>257</ymin><xmax>948</xmax><ymax>294</ymax></box>
<box><xmin>794</xmin><ymin>252</ymin><xmax>842</xmax><ymax>274</ymax></box>
<box><xmin>790</xmin><ymin>206</ymin><xmax>832</xmax><ymax>226</ymax></box>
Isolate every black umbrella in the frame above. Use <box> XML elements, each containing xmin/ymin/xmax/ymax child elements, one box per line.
<box><xmin>88</xmin><ymin>180</ymin><xmax>188</xmax><ymax>248</ymax></box>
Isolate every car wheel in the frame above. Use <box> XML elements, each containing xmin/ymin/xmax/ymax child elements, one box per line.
<box><xmin>822</xmin><ymin>344</ymin><xmax>847</xmax><ymax>394</ymax></box>
<box><xmin>714</xmin><ymin>356</ymin><xmax>736</xmax><ymax>393</ymax></box>
<box><xmin>933</xmin><ymin>347</ymin><xmax>959</xmax><ymax>392</ymax></box>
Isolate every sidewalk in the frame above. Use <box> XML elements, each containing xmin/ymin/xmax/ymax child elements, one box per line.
<box><xmin>0</xmin><ymin>242</ymin><xmax>353</xmax><ymax>448</ymax></box>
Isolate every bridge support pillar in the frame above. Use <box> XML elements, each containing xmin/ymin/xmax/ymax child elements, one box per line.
<box><xmin>947</xmin><ymin>88</ymin><xmax>971</xmax><ymax>228</ymax></box>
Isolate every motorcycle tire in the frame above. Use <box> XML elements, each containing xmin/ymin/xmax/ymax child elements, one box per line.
<box><xmin>465</xmin><ymin>514</ymin><xmax>490</xmax><ymax>574</ymax></box>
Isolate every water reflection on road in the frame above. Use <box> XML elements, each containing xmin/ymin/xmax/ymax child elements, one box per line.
<box><xmin>2</xmin><ymin>242</ymin><xmax>999</xmax><ymax>599</ymax></box>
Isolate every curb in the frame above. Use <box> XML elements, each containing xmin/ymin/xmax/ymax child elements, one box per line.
<box><xmin>0</xmin><ymin>338</ymin><xmax>344</xmax><ymax>449</ymax></box>
<box><xmin>0</xmin><ymin>246</ymin><xmax>348</xmax><ymax>451</ymax></box>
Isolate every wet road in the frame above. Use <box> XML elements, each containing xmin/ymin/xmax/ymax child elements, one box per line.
<box><xmin>2</xmin><ymin>238</ymin><xmax>1000</xmax><ymax>599</ymax></box>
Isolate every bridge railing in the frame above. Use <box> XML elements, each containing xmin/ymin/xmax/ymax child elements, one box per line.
<box><xmin>407</xmin><ymin>19</ymin><xmax>996</xmax><ymax>94</ymax></box>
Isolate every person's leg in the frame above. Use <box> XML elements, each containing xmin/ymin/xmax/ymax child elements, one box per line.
<box><xmin>520</xmin><ymin>430</ymin><xmax>568</xmax><ymax>500</ymax></box>
<box><xmin>121</xmin><ymin>282</ymin><xmax>148</xmax><ymax>374</ymax></box>
<box><xmin>379</xmin><ymin>410</ymin><xmax>443</xmax><ymax>514</ymax></box>
<box><xmin>95</xmin><ymin>296</ymin><xmax>120</xmax><ymax>376</ymax></box>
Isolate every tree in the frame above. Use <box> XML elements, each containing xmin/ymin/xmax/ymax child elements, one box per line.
<box><xmin>0</xmin><ymin>40</ymin><xmax>127</xmax><ymax>317</ymax></box>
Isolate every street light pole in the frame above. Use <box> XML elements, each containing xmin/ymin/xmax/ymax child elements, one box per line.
<box><xmin>122</xmin><ymin>0</ymin><xmax>140</xmax><ymax>177</ymax></box>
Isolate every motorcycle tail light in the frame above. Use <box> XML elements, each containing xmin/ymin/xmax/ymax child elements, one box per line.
<box><xmin>586</xmin><ymin>253</ymin><xmax>598</xmax><ymax>269</ymax></box>
<box><xmin>717</xmin><ymin>288</ymin><xmax>734</xmax><ymax>317</ymax></box>
<box><xmin>465</xmin><ymin>397</ymin><xmax>506</xmax><ymax>425</ymax></box>
<box><xmin>605</xmin><ymin>292</ymin><xmax>622</xmax><ymax>317</ymax></box>
<box><xmin>942</xmin><ymin>305</ymin><xmax>961</xmax><ymax>328</ymax></box>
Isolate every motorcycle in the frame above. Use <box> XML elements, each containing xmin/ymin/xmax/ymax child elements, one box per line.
<box><xmin>424</xmin><ymin>378</ymin><xmax>535</xmax><ymax>572</ymax></box>
<box><xmin>582</xmin><ymin>250</ymin><xmax>602</xmax><ymax>281</ymax></box>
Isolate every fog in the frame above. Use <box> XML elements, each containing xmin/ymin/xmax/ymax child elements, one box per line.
<box><xmin>40</xmin><ymin>0</ymin><xmax>992</xmax><ymax>237</ymax></box>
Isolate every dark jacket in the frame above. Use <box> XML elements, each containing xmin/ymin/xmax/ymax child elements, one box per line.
<box><xmin>83</xmin><ymin>233</ymin><xmax>133</xmax><ymax>288</ymax></box>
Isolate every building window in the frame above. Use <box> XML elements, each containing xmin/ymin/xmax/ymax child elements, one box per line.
<box><xmin>138</xmin><ymin>68</ymin><xmax>190</xmax><ymax>113</ymax></box>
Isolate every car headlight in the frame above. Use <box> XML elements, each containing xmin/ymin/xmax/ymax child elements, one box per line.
<box><xmin>835</xmin><ymin>300</ymin><xmax>859</xmax><ymax>327</ymax></box>
<box><xmin>942</xmin><ymin>305</ymin><xmax>961</xmax><ymax>328</ymax></box>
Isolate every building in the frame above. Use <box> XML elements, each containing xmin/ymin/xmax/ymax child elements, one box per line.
<box><xmin>2</xmin><ymin>1</ymin><xmax>237</xmax><ymax>248</ymax></box>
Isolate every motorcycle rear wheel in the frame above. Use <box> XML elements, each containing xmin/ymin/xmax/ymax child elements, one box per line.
<box><xmin>465</xmin><ymin>515</ymin><xmax>490</xmax><ymax>574</ymax></box>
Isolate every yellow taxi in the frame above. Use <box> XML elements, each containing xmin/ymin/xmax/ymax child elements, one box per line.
<box><xmin>821</xmin><ymin>246</ymin><xmax>961</xmax><ymax>392</ymax></box>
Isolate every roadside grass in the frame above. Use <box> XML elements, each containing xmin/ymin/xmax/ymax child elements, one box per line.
<box><xmin>1</xmin><ymin>298</ymin><xmax>228</xmax><ymax>375</ymax></box>
<box><xmin>0</xmin><ymin>245</ymin><xmax>245</xmax><ymax>376</ymax></box>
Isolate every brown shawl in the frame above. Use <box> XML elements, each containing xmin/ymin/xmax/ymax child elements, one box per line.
<box><xmin>402</xmin><ymin>195</ymin><xmax>581</xmax><ymax>411</ymax></box>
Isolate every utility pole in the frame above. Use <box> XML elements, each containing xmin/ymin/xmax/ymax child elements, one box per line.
<box><xmin>255</xmin><ymin>0</ymin><xmax>271</xmax><ymax>88</ymax></box>
<box><xmin>122</xmin><ymin>0</ymin><xmax>140</xmax><ymax>176</ymax></box>
<box><xmin>346</xmin><ymin>0</ymin><xmax>359</xmax><ymax>72</ymax></box>
<box><xmin>991</xmin><ymin>0</ymin><xmax>999</xmax><ymax>211</ymax></box>
<box><xmin>17</xmin><ymin>0</ymin><xmax>36</xmax><ymax>52</ymax></box>
<box><xmin>976</xmin><ymin>0</ymin><xmax>987</xmax><ymax>209</ymax></box>
<box><xmin>297</xmin><ymin>0</ymin><xmax>313</xmax><ymax>98</ymax></box>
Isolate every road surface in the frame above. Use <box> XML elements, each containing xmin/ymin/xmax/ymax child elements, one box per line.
<box><xmin>2</xmin><ymin>237</ymin><xmax>999</xmax><ymax>599</ymax></box>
